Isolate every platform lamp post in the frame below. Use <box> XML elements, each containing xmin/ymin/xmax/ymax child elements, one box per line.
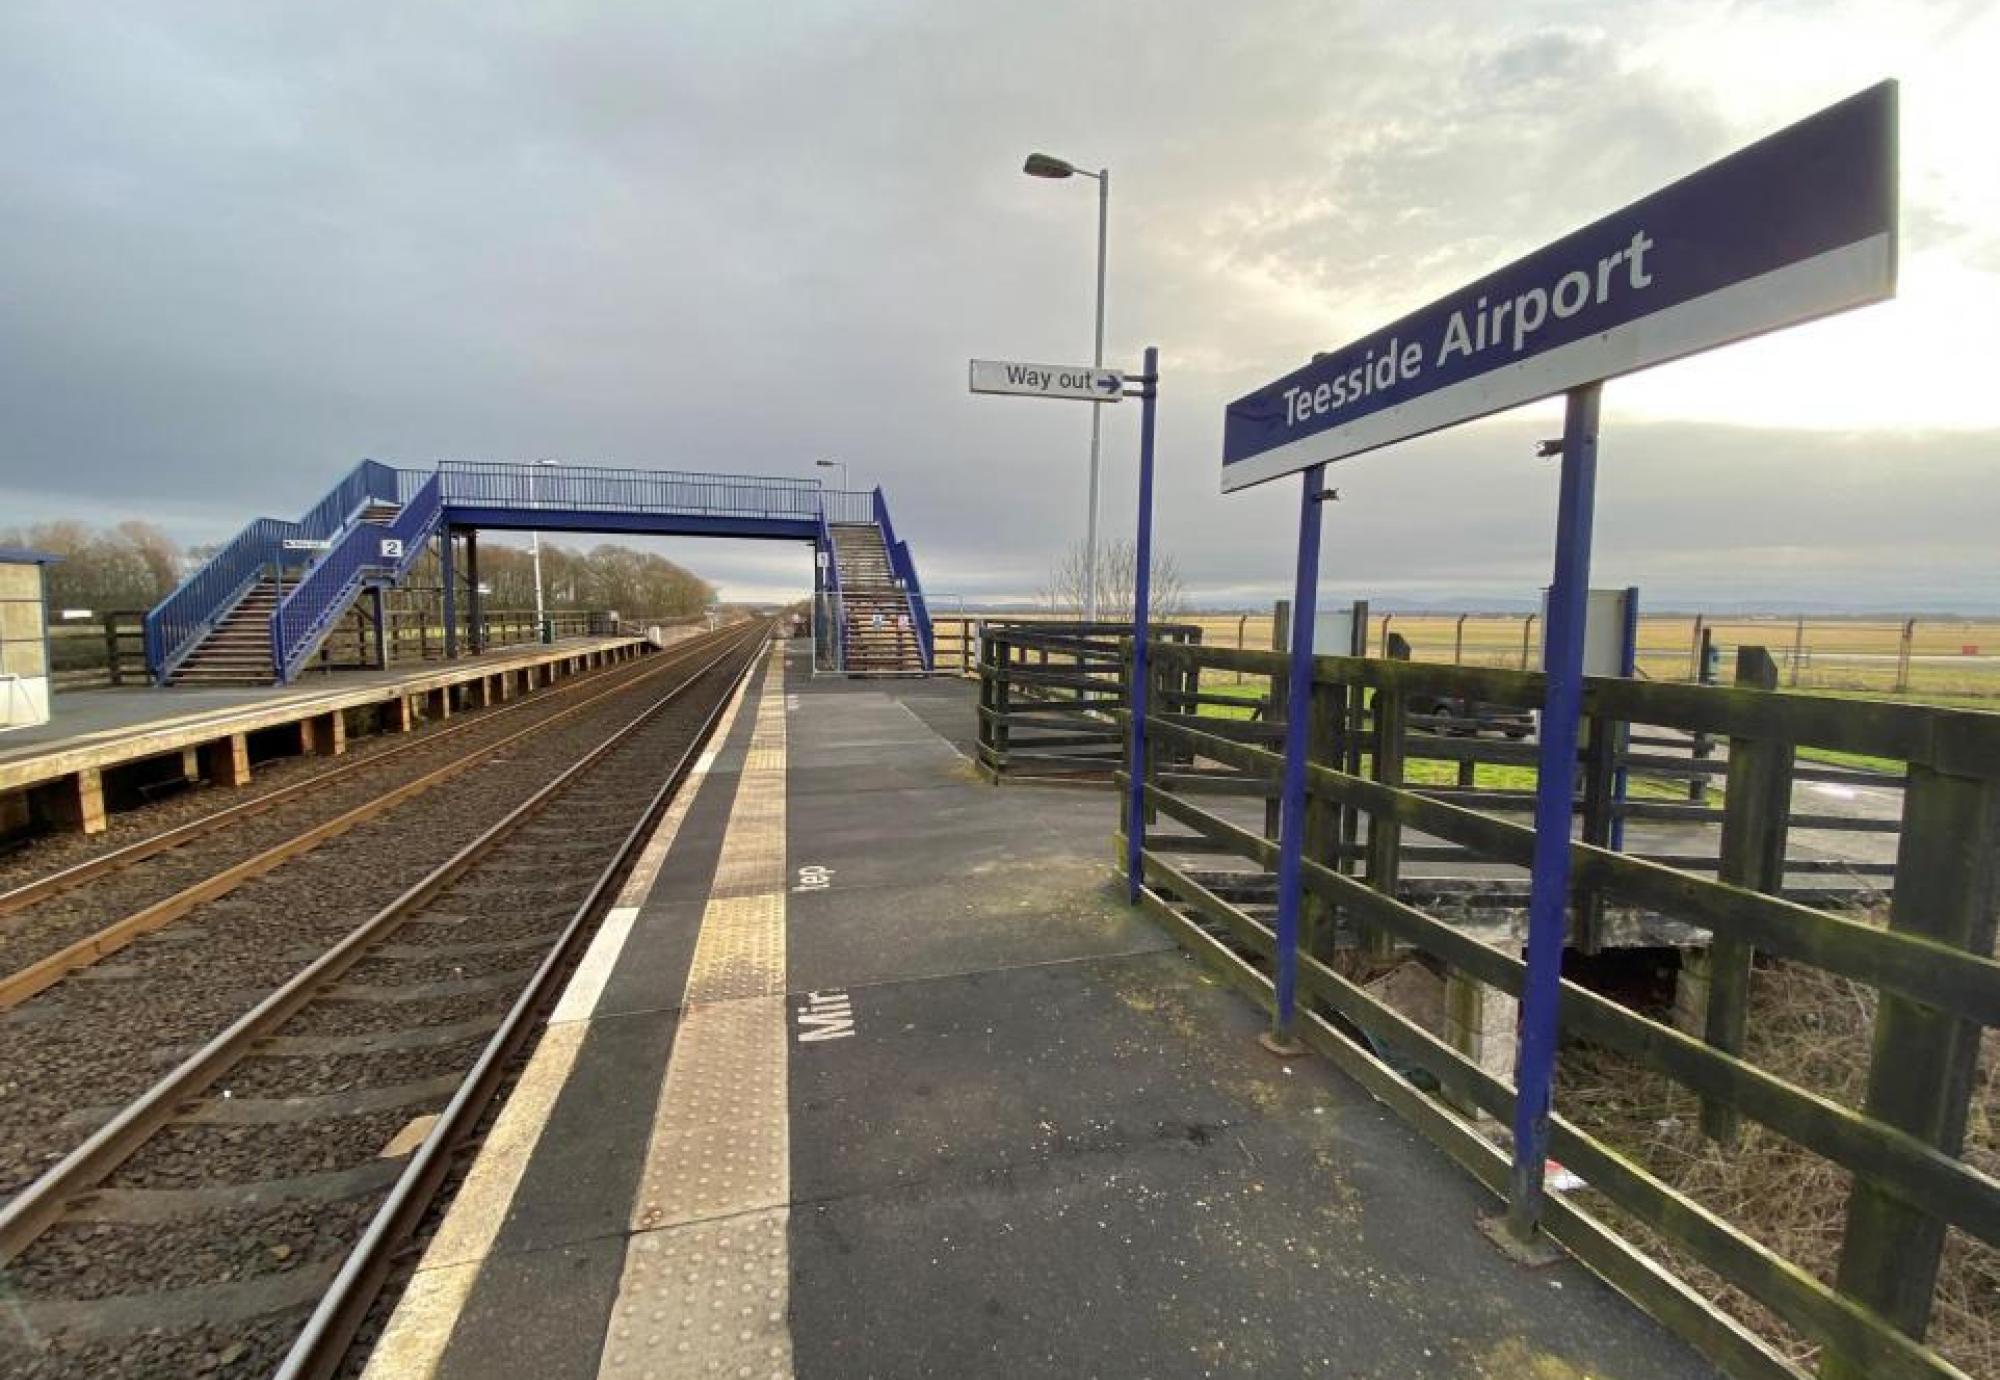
<box><xmin>815</xmin><ymin>458</ymin><xmax>849</xmax><ymax>494</ymax></box>
<box><xmin>530</xmin><ymin>459</ymin><xmax>558</xmax><ymax>644</ymax></box>
<box><xmin>1023</xmin><ymin>151</ymin><xmax>1108</xmax><ymax>623</ymax></box>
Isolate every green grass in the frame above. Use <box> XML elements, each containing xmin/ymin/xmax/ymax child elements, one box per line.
<box><xmin>1185</xmin><ymin>683</ymin><xmax>1690</xmax><ymax>800</ymax></box>
<box><xmin>1794</xmin><ymin>745</ymin><xmax>1903</xmax><ymax>775</ymax></box>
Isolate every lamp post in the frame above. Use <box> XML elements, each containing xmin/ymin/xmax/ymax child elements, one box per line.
<box><xmin>1023</xmin><ymin>151</ymin><xmax>1108</xmax><ymax>622</ymax></box>
<box><xmin>530</xmin><ymin>459</ymin><xmax>559</xmax><ymax>643</ymax></box>
<box><xmin>815</xmin><ymin>458</ymin><xmax>849</xmax><ymax>495</ymax></box>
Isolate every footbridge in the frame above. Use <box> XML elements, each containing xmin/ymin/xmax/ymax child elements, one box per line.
<box><xmin>144</xmin><ymin>460</ymin><xmax>930</xmax><ymax>684</ymax></box>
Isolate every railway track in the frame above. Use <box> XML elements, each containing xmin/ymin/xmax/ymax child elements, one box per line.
<box><xmin>0</xmin><ymin>635</ymin><xmax>718</xmax><ymax>1008</ymax></box>
<box><xmin>0</xmin><ymin>622</ymin><xmax>770</xmax><ymax>1380</ymax></box>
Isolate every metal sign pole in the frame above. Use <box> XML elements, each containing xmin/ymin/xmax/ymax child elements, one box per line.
<box><xmin>1265</xmin><ymin>462</ymin><xmax>1326</xmax><ymax>1052</ymax></box>
<box><xmin>1125</xmin><ymin>346</ymin><xmax>1160</xmax><ymax>904</ymax></box>
<box><xmin>1506</xmin><ymin>381</ymin><xmax>1603</xmax><ymax>1243</ymax></box>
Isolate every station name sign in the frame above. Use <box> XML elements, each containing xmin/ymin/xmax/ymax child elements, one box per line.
<box><xmin>969</xmin><ymin>358</ymin><xmax>1124</xmax><ymax>403</ymax></box>
<box><xmin>1221</xmin><ymin>80</ymin><xmax>1897</xmax><ymax>491</ymax></box>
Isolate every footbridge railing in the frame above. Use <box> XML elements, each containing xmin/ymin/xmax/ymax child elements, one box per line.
<box><xmin>144</xmin><ymin>460</ymin><xmax>400</xmax><ymax>682</ymax></box>
<box><xmin>1126</xmin><ymin>639</ymin><xmax>1999</xmax><ymax>1380</ymax></box>
<box><xmin>873</xmin><ymin>488</ymin><xmax>932</xmax><ymax>669</ymax></box>
<box><xmin>427</xmin><ymin>461</ymin><xmax>871</xmax><ymax>524</ymax></box>
<box><xmin>271</xmin><ymin>474</ymin><xmax>441</xmax><ymax>682</ymax></box>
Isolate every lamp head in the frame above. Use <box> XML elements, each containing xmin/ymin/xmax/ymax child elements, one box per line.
<box><xmin>1022</xmin><ymin>153</ymin><xmax>1076</xmax><ymax>179</ymax></box>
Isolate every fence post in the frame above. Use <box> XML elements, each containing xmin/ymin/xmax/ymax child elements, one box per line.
<box><xmin>102</xmin><ymin>615</ymin><xmax>123</xmax><ymax>687</ymax></box>
<box><xmin>1688</xmin><ymin>624</ymin><xmax>1717</xmax><ymax>803</ymax></box>
<box><xmin>1696</xmin><ymin>646</ymin><xmax>1791</xmax><ymax>1143</ymax></box>
<box><xmin>1826</xmin><ymin>762</ymin><xmax>2000</xmax><ymax>1376</ymax></box>
<box><xmin>1894</xmin><ymin>616</ymin><xmax>1916</xmax><ymax>693</ymax></box>
<box><xmin>1688</xmin><ymin>614</ymin><xmax>1705</xmax><ymax>681</ymax></box>
<box><xmin>1576</xmin><ymin>702</ymin><xmax>1618</xmax><ymax>954</ymax></box>
<box><xmin>1453</xmin><ymin>612</ymin><xmax>1467</xmax><ymax>665</ymax></box>
<box><xmin>1301</xmin><ymin>670</ymin><xmax>1343</xmax><ymax>958</ymax></box>
<box><xmin>1789</xmin><ymin>615</ymin><xmax>1805</xmax><ymax>688</ymax></box>
<box><xmin>1361</xmin><ymin>633</ymin><xmax>1411</xmax><ymax>959</ymax></box>
<box><xmin>1519</xmin><ymin>613</ymin><xmax>1536</xmax><ymax>670</ymax></box>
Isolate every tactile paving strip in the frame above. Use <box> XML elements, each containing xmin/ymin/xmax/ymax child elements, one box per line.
<box><xmin>599</xmin><ymin>646</ymin><xmax>797</xmax><ymax>1379</ymax></box>
<box><xmin>633</xmin><ymin>995</ymin><xmax>789</xmax><ymax>1228</ymax></box>
<box><xmin>684</xmin><ymin>894</ymin><xmax>786</xmax><ymax>1003</ymax></box>
<box><xmin>596</xmin><ymin>1209</ymin><xmax>792</xmax><ymax>1380</ymax></box>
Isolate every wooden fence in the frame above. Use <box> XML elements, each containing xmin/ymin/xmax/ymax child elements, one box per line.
<box><xmin>973</xmin><ymin>622</ymin><xmax>1201</xmax><ymax>781</ymax></box>
<box><xmin>1125</xmin><ymin>636</ymin><xmax>1997</xmax><ymax>1379</ymax></box>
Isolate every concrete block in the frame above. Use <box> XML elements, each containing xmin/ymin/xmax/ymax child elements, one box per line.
<box><xmin>205</xmin><ymin>733</ymin><xmax>252</xmax><ymax>788</ymax></box>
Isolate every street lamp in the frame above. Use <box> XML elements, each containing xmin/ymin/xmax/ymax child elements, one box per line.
<box><xmin>530</xmin><ymin>459</ymin><xmax>559</xmax><ymax>643</ymax></box>
<box><xmin>1023</xmin><ymin>150</ymin><xmax>1109</xmax><ymax>622</ymax></box>
<box><xmin>815</xmin><ymin>458</ymin><xmax>849</xmax><ymax>492</ymax></box>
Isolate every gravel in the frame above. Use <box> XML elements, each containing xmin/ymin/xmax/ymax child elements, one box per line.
<box><xmin>0</xmin><ymin>630</ymin><xmax>762</xmax><ymax>1380</ymax></box>
<box><xmin>14</xmin><ymin>1197</ymin><xmax>380</xmax><ymax>1300</ymax></box>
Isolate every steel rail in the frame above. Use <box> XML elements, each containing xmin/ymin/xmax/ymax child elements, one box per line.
<box><xmin>0</xmin><ymin>641</ymin><xmax>687</xmax><ymax>919</ymax></box>
<box><xmin>275</xmin><ymin>628</ymin><xmax>771</xmax><ymax>1380</ymax></box>
<box><xmin>0</xmin><ymin>622</ymin><xmax>768</xmax><ymax>1265</ymax></box>
<box><xmin>0</xmin><ymin>631</ymin><xmax>740</xmax><ymax>1009</ymax></box>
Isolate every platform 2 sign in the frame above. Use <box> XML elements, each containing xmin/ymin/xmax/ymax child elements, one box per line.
<box><xmin>969</xmin><ymin>358</ymin><xmax>1124</xmax><ymax>403</ymax></box>
<box><xmin>1220</xmin><ymin>80</ymin><xmax>1897</xmax><ymax>491</ymax></box>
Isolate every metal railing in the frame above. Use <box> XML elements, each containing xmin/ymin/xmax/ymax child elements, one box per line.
<box><xmin>424</xmin><ymin>461</ymin><xmax>870</xmax><ymax>525</ymax></box>
<box><xmin>873</xmin><ymin>487</ymin><xmax>932</xmax><ymax>669</ymax></box>
<box><xmin>271</xmin><ymin>475</ymin><xmax>441</xmax><ymax>682</ymax></box>
<box><xmin>144</xmin><ymin>461</ymin><xmax>400</xmax><ymax>682</ymax></box>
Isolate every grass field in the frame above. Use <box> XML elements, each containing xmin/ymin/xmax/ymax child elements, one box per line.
<box><xmin>938</xmin><ymin>611</ymin><xmax>2000</xmax><ymax>708</ymax></box>
<box><xmin>1185</xmin><ymin>681</ymin><xmax>1701</xmax><ymax>799</ymax></box>
<box><xmin>1172</xmin><ymin>611</ymin><xmax>2000</xmax><ymax>702</ymax></box>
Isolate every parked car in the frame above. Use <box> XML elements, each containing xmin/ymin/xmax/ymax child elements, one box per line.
<box><xmin>1406</xmin><ymin>694</ymin><xmax>1532</xmax><ymax>739</ymax></box>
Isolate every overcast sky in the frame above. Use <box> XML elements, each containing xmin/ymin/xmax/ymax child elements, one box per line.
<box><xmin>3</xmin><ymin>1</ymin><xmax>1995</xmax><ymax>611</ymax></box>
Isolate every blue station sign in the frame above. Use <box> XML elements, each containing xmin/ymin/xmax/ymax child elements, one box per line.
<box><xmin>1221</xmin><ymin>80</ymin><xmax>1898</xmax><ymax>491</ymax></box>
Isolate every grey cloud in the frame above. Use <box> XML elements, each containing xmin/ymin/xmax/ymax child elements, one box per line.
<box><xmin>0</xmin><ymin>1</ymin><xmax>1989</xmax><ymax>615</ymax></box>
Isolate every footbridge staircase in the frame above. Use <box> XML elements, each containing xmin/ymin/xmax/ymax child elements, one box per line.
<box><xmin>145</xmin><ymin>461</ymin><xmax>932</xmax><ymax>685</ymax></box>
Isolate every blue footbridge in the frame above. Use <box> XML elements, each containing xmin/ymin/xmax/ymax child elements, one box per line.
<box><xmin>143</xmin><ymin>459</ymin><xmax>931</xmax><ymax>684</ymax></box>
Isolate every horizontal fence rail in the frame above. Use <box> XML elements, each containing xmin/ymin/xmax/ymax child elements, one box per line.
<box><xmin>976</xmin><ymin>622</ymin><xmax>1202</xmax><ymax>781</ymax></box>
<box><xmin>1122</xmin><ymin>637</ymin><xmax>1998</xmax><ymax>1380</ymax></box>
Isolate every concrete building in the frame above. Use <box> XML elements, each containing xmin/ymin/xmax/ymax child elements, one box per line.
<box><xmin>0</xmin><ymin>549</ymin><xmax>60</xmax><ymax>732</ymax></box>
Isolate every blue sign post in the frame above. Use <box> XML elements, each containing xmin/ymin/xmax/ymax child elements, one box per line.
<box><xmin>1217</xmin><ymin>81</ymin><xmax>1897</xmax><ymax>1249</ymax></box>
<box><xmin>1263</xmin><ymin>463</ymin><xmax>1326</xmax><ymax>1054</ymax></box>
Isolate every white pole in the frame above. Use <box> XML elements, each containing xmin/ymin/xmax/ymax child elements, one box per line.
<box><xmin>531</xmin><ymin>529</ymin><xmax>546</xmax><ymax>637</ymax></box>
<box><xmin>1085</xmin><ymin>168</ymin><xmax>1108</xmax><ymax>622</ymax></box>
<box><xmin>530</xmin><ymin>463</ymin><xmax>550</xmax><ymax>642</ymax></box>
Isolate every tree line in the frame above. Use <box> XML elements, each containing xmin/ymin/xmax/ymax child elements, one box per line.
<box><xmin>428</xmin><ymin>539</ymin><xmax>714</xmax><ymax>618</ymax></box>
<box><xmin>1</xmin><ymin>520</ymin><xmax>714</xmax><ymax>620</ymax></box>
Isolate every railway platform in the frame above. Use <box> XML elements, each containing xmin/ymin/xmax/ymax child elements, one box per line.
<box><xmin>364</xmin><ymin>641</ymin><xmax>1716</xmax><ymax>1379</ymax></box>
<box><xmin>0</xmin><ymin>635</ymin><xmax>653</xmax><ymax>839</ymax></box>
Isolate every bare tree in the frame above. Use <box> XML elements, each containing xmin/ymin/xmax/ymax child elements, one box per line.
<box><xmin>1040</xmin><ymin>536</ymin><xmax>1188</xmax><ymax>622</ymax></box>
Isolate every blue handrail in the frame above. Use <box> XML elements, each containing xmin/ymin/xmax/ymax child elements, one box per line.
<box><xmin>430</xmin><ymin>461</ymin><xmax>865</xmax><ymax>523</ymax></box>
<box><xmin>271</xmin><ymin>474</ymin><xmax>442</xmax><ymax>683</ymax></box>
<box><xmin>144</xmin><ymin>459</ymin><xmax>403</xmax><ymax>682</ymax></box>
<box><xmin>874</xmin><ymin>487</ymin><xmax>933</xmax><ymax>671</ymax></box>
<box><xmin>815</xmin><ymin>497</ymin><xmax>844</xmax><ymax>671</ymax></box>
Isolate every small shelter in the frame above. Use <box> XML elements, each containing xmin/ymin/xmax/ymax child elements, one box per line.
<box><xmin>0</xmin><ymin>548</ymin><xmax>62</xmax><ymax>731</ymax></box>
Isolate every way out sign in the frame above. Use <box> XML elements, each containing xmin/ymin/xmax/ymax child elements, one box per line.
<box><xmin>969</xmin><ymin>358</ymin><xmax>1124</xmax><ymax>403</ymax></box>
<box><xmin>1221</xmin><ymin>80</ymin><xmax>1897</xmax><ymax>491</ymax></box>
